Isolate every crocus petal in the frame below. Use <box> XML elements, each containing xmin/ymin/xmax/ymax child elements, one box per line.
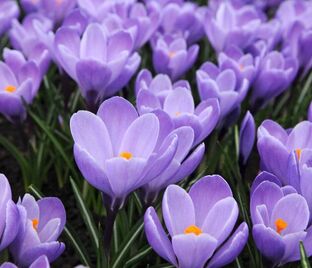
<box><xmin>270</xmin><ymin>193</ymin><xmax>309</xmax><ymax>235</ymax></box>
<box><xmin>144</xmin><ymin>207</ymin><xmax>177</xmax><ymax>266</ymax></box>
<box><xmin>281</xmin><ymin>231</ymin><xmax>307</xmax><ymax>264</ymax></box>
<box><xmin>250</xmin><ymin>181</ymin><xmax>283</xmax><ymax>224</ymax></box>
<box><xmin>37</xmin><ymin>197</ymin><xmax>66</xmax><ymax>235</ymax></box>
<box><xmin>286</xmin><ymin>121</ymin><xmax>312</xmax><ymax>150</ymax></box>
<box><xmin>172</xmin><ymin>233</ymin><xmax>217</xmax><ymax>268</ymax></box>
<box><xmin>29</xmin><ymin>255</ymin><xmax>50</xmax><ymax>268</ymax></box>
<box><xmin>104</xmin><ymin>157</ymin><xmax>147</xmax><ymax>198</ymax></box>
<box><xmin>163</xmin><ymin>88</ymin><xmax>195</xmax><ymax>116</ymax></box>
<box><xmin>201</xmin><ymin>197</ymin><xmax>239</xmax><ymax>246</ymax></box>
<box><xmin>250</xmin><ymin>171</ymin><xmax>281</xmax><ymax>195</ymax></box>
<box><xmin>70</xmin><ymin>111</ymin><xmax>113</xmax><ymax>165</ymax></box>
<box><xmin>189</xmin><ymin>175</ymin><xmax>232</xmax><ymax>227</ymax></box>
<box><xmin>97</xmin><ymin>97</ymin><xmax>138</xmax><ymax>155</ymax></box>
<box><xmin>208</xmin><ymin>222</ymin><xmax>249</xmax><ymax>268</ymax></box>
<box><xmin>252</xmin><ymin>224</ymin><xmax>285</xmax><ymax>264</ymax></box>
<box><xmin>119</xmin><ymin>113</ymin><xmax>159</xmax><ymax>159</ymax></box>
<box><xmin>162</xmin><ymin>185</ymin><xmax>195</xmax><ymax>236</ymax></box>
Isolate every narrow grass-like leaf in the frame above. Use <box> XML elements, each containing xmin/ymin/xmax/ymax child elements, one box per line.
<box><xmin>125</xmin><ymin>246</ymin><xmax>152</xmax><ymax>267</ymax></box>
<box><xmin>300</xmin><ymin>241</ymin><xmax>311</xmax><ymax>268</ymax></box>
<box><xmin>70</xmin><ymin>177</ymin><xmax>99</xmax><ymax>251</ymax></box>
<box><xmin>112</xmin><ymin>220</ymin><xmax>144</xmax><ymax>268</ymax></box>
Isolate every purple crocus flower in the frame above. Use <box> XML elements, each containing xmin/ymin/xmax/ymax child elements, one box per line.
<box><xmin>9</xmin><ymin>14</ymin><xmax>52</xmax><ymax>76</ymax></box>
<box><xmin>20</xmin><ymin>0</ymin><xmax>76</xmax><ymax>24</ymax></box>
<box><xmin>0</xmin><ymin>0</ymin><xmax>19</xmax><ymax>37</ymax></box>
<box><xmin>54</xmin><ymin>23</ymin><xmax>140</xmax><ymax>108</ymax></box>
<box><xmin>257</xmin><ymin>120</ymin><xmax>312</xmax><ymax>184</ymax></box>
<box><xmin>196</xmin><ymin>62</ymin><xmax>249</xmax><ymax>119</ymax></box>
<box><xmin>205</xmin><ymin>1</ymin><xmax>263</xmax><ymax>52</ymax></box>
<box><xmin>136</xmin><ymin>69</ymin><xmax>220</xmax><ymax>146</ymax></box>
<box><xmin>251</xmin><ymin>179</ymin><xmax>312</xmax><ymax>265</ymax></box>
<box><xmin>152</xmin><ymin>35</ymin><xmax>199</xmax><ymax>81</ymax></box>
<box><xmin>250</xmin><ymin>51</ymin><xmax>298</xmax><ymax>109</ymax></box>
<box><xmin>218</xmin><ymin>46</ymin><xmax>259</xmax><ymax>85</ymax></box>
<box><xmin>0</xmin><ymin>174</ymin><xmax>20</xmax><ymax>251</ymax></box>
<box><xmin>152</xmin><ymin>2</ymin><xmax>206</xmax><ymax>45</ymax></box>
<box><xmin>239</xmin><ymin>111</ymin><xmax>255</xmax><ymax>165</ymax></box>
<box><xmin>0</xmin><ymin>49</ymin><xmax>41</xmax><ymax>122</ymax></box>
<box><xmin>70</xmin><ymin>96</ymin><xmax>179</xmax><ymax>208</ymax></box>
<box><xmin>277</xmin><ymin>1</ymin><xmax>312</xmax><ymax>75</ymax></box>
<box><xmin>0</xmin><ymin>255</ymin><xmax>50</xmax><ymax>268</ymax></box>
<box><xmin>10</xmin><ymin>194</ymin><xmax>66</xmax><ymax>267</ymax></box>
<box><xmin>145</xmin><ymin>175</ymin><xmax>249</xmax><ymax>268</ymax></box>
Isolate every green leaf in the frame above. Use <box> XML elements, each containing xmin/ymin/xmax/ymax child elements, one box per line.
<box><xmin>300</xmin><ymin>241</ymin><xmax>311</xmax><ymax>268</ymax></box>
<box><xmin>70</xmin><ymin>177</ymin><xmax>99</xmax><ymax>251</ymax></box>
<box><xmin>0</xmin><ymin>134</ymin><xmax>30</xmax><ymax>188</ymax></box>
<box><xmin>28</xmin><ymin>185</ymin><xmax>92</xmax><ymax>267</ymax></box>
<box><xmin>112</xmin><ymin>220</ymin><xmax>144</xmax><ymax>268</ymax></box>
<box><xmin>28</xmin><ymin>110</ymin><xmax>79</xmax><ymax>179</ymax></box>
<box><xmin>125</xmin><ymin>246</ymin><xmax>152</xmax><ymax>267</ymax></box>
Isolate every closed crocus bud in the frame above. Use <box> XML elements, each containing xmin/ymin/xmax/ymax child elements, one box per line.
<box><xmin>239</xmin><ymin>111</ymin><xmax>255</xmax><ymax>165</ymax></box>
<box><xmin>196</xmin><ymin>62</ymin><xmax>249</xmax><ymax>119</ymax></box>
<box><xmin>0</xmin><ymin>49</ymin><xmax>41</xmax><ymax>123</ymax></box>
<box><xmin>205</xmin><ymin>1</ymin><xmax>262</xmax><ymax>52</ymax></box>
<box><xmin>251</xmin><ymin>51</ymin><xmax>298</xmax><ymax>109</ymax></box>
<box><xmin>251</xmin><ymin>179</ymin><xmax>312</xmax><ymax>265</ymax></box>
<box><xmin>0</xmin><ymin>255</ymin><xmax>50</xmax><ymax>268</ymax></box>
<box><xmin>10</xmin><ymin>194</ymin><xmax>66</xmax><ymax>267</ymax></box>
<box><xmin>54</xmin><ymin>23</ymin><xmax>140</xmax><ymax>109</ymax></box>
<box><xmin>0</xmin><ymin>0</ymin><xmax>19</xmax><ymax>37</ymax></box>
<box><xmin>145</xmin><ymin>175</ymin><xmax>249</xmax><ymax>268</ymax></box>
<box><xmin>0</xmin><ymin>174</ymin><xmax>20</xmax><ymax>251</ymax></box>
<box><xmin>308</xmin><ymin>102</ymin><xmax>312</xmax><ymax>122</ymax></box>
<box><xmin>152</xmin><ymin>35</ymin><xmax>199</xmax><ymax>81</ymax></box>
<box><xmin>257</xmin><ymin>120</ymin><xmax>312</xmax><ymax>185</ymax></box>
<box><xmin>70</xmin><ymin>96</ymin><xmax>178</xmax><ymax>208</ymax></box>
<box><xmin>136</xmin><ymin>69</ymin><xmax>220</xmax><ymax>146</ymax></box>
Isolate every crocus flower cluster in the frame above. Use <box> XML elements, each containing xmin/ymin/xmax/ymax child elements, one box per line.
<box><xmin>251</xmin><ymin>172</ymin><xmax>312</xmax><ymax>265</ymax></box>
<box><xmin>145</xmin><ymin>175</ymin><xmax>249</xmax><ymax>268</ymax></box>
<box><xmin>0</xmin><ymin>174</ymin><xmax>66</xmax><ymax>267</ymax></box>
<box><xmin>0</xmin><ymin>0</ymin><xmax>19</xmax><ymax>37</ymax></box>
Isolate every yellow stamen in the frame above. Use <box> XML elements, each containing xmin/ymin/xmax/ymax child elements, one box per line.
<box><xmin>275</xmin><ymin>218</ymin><xmax>287</xmax><ymax>234</ymax></box>
<box><xmin>295</xmin><ymin>148</ymin><xmax>301</xmax><ymax>160</ymax></box>
<box><xmin>5</xmin><ymin>85</ymin><xmax>16</xmax><ymax>93</ymax></box>
<box><xmin>32</xmin><ymin>218</ymin><xmax>39</xmax><ymax>231</ymax></box>
<box><xmin>119</xmin><ymin>151</ymin><xmax>132</xmax><ymax>160</ymax></box>
<box><xmin>168</xmin><ymin>51</ymin><xmax>176</xmax><ymax>58</ymax></box>
<box><xmin>184</xmin><ymin>225</ymin><xmax>202</xmax><ymax>236</ymax></box>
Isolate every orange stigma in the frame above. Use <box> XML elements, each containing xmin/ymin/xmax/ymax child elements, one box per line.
<box><xmin>32</xmin><ymin>218</ymin><xmax>39</xmax><ymax>231</ymax></box>
<box><xmin>239</xmin><ymin>64</ymin><xmax>244</xmax><ymax>71</ymax></box>
<box><xmin>119</xmin><ymin>151</ymin><xmax>132</xmax><ymax>160</ymax></box>
<box><xmin>295</xmin><ymin>148</ymin><xmax>301</xmax><ymax>160</ymax></box>
<box><xmin>175</xmin><ymin>112</ymin><xmax>181</xmax><ymax>116</ymax></box>
<box><xmin>5</xmin><ymin>85</ymin><xmax>16</xmax><ymax>93</ymax></box>
<box><xmin>275</xmin><ymin>218</ymin><xmax>287</xmax><ymax>234</ymax></box>
<box><xmin>168</xmin><ymin>51</ymin><xmax>176</xmax><ymax>58</ymax></box>
<box><xmin>184</xmin><ymin>225</ymin><xmax>203</xmax><ymax>236</ymax></box>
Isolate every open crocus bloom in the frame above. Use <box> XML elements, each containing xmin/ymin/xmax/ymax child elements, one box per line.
<box><xmin>55</xmin><ymin>23</ymin><xmax>140</xmax><ymax>107</ymax></box>
<box><xmin>0</xmin><ymin>174</ymin><xmax>19</xmax><ymax>252</ymax></box>
<box><xmin>145</xmin><ymin>175</ymin><xmax>248</xmax><ymax>268</ymax></box>
<box><xmin>257</xmin><ymin>120</ymin><xmax>312</xmax><ymax>184</ymax></box>
<box><xmin>10</xmin><ymin>194</ymin><xmax>66</xmax><ymax>267</ymax></box>
<box><xmin>0</xmin><ymin>50</ymin><xmax>41</xmax><ymax>122</ymax></box>
<box><xmin>197</xmin><ymin>62</ymin><xmax>249</xmax><ymax>119</ymax></box>
<box><xmin>205</xmin><ymin>1</ymin><xmax>262</xmax><ymax>52</ymax></box>
<box><xmin>0</xmin><ymin>255</ymin><xmax>50</xmax><ymax>268</ymax></box>
<box><xmin>251</xmin><ymin>179</ymin><xmax>312</xmax><ymax>265</ymax></box>
<box><xmin>152</xmin><ymin>35</ymin><xmax>199</xmax><ymax>81</ymax></box>
<box><xmin>136</xmin><ymin>69</ymin><xmax>220</xmax><ymax>146</ymax></box>
<box><xmin>70</xmin><ymin>97</ymin><xmax>179</xmax><ymax>206</ymax></box>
